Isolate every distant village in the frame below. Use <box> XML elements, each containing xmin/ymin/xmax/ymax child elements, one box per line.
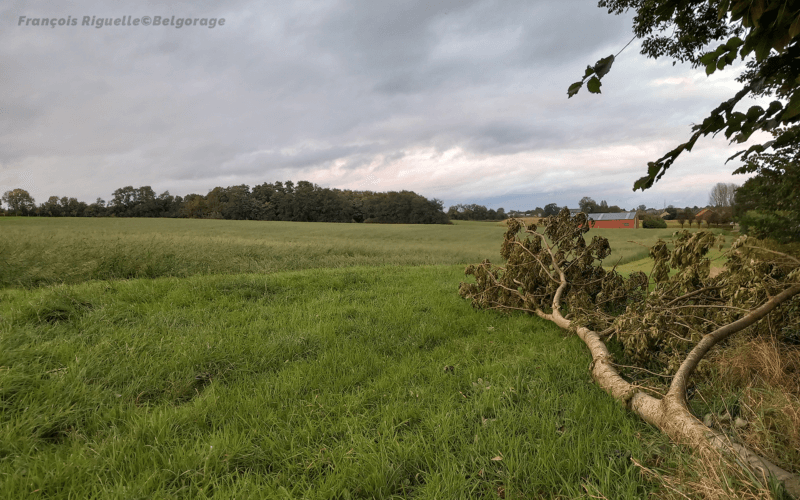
<box><xmin>447</xmin><ymin>189</ymin><xmax>738</xmax><ymax>230</ymax></box>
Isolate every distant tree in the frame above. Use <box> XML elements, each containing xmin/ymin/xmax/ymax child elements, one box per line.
<box><xmin>109</xmin><ymin>186</ymin><xmax>135</xmax><ymax>216</ymax></box>
<box><xmin>684</xmin><ymin>208</ymin><xmax>696</xmax><ymax>228</ymax></box>
<box><xmin>2</xmin><ymin>189</ymin><xmax>36</xmax><ymax>216</ymax></box>
<box><xmin>543</xmin><ymin>203</ymin><xmax>561</xmax><ymax>217</ymax></box>
<box><xmin>676</xmin><ymin>210</ymin><xmax>687</xmax><ymax>228</ymax></box>
<box><xmin>181</xmin><ymin>194</ymin><xmax>207</xmax><ymax>219</ymax></box>
<box><xmin>85</xmin><ymin>198</ymin><xmax>107</xmax><ymax>217</ymax></box>
<box><xmin>58</xmin><ymin>196</ymin><xmax>85</xmax><ymax>217</ymax></box>
<box><xmin>708</xmin><ymin>182</ymin><xmax>738</xmax><ymax>208</ymax></box>
<box><xmin>40</xmin><ymin>196</ymin><xmax>63</xmax><ymax>217</ymax></box>
<box><xmin>734</xmin><ymin>130</ymin><xmax>800</xmax><ymax>243</ymax></box>
<box><xmin>642</xmin><ymin>215</ymin><xmax>667</xmax><ymax>228</ymax></box>
<box><xmin>637</xmin><ymin>204</ymin><xmax>647</xmax><ymax>212</ymax></box>
<box><xmin>579</xmin><ymin>196</ymin><xmax>599</xmax><ymax>214</ymax></box>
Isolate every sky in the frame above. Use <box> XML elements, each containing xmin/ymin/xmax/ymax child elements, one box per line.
<box><xmin>1</xmin><ymin>0</ymin><xmax>768</xmax><ymax>212</ymax></box>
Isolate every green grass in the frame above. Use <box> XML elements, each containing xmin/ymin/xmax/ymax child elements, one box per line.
<box><xmin>0</xmin><ymin>265</ymin><xmax>678</xmax><ymax>498</ymax></box>
<box><xmin>0</xmin><ymin>217</ymin><xmax>732</xmax><ymax>289</ymax></box>
<box><xmin>3</xmin><ymin>217</ymin><xmax>739</xmax><ymax>497</ymax></box>
<box><xmin>0</xmin><ymin>218</ymin><xmax>508</xmax><ymax>289</ymax></box>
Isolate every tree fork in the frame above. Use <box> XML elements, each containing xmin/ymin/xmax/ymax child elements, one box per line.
<box><xmin>559</xmin><ymin>282</ymin><xmax>800</xmax><ymax>498</ymax></box>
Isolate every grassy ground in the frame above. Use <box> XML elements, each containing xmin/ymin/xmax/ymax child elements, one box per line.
<box><xmin>1</xmin><ymin>217</ymin><xmax>777</xmax><ymax>498</ymax></box>
<box><xmin>0</xmin><ymin>218</ymin><xmax>507</xmax><ymax>289</ymax></box>
<box><xmin>0</xmin><ymin>217</ymin><xmax>731</xmax><ymax>289</ymax></box>
<box><xmin>0</xmin><ymin>265</ymin><xmax>677</xmax><ymax>498</ymax></box>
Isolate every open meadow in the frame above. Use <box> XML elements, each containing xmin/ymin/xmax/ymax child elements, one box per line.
<box><xmin>1</xmin><ymin>217</ymin><xmax>740</xmax><ymax>498</ymax></box>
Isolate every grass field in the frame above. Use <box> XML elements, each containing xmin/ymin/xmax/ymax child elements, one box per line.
<box><xmin>0</xmin><ymin>218</ymin><xmax>732</xmax><ymax>289</ymax></box>
<box><xmin>0</xmin><ymin>217</ymin><xmax>743</xmax><ymax>498</ymax></box>
<box><xmin>0</xmin><ymin>218</ymin><xmax>507</xmax><ymax>289</ymax></box>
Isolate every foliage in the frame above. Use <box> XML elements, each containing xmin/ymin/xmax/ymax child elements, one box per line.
<box><xmin>708</xmin><ymin>182</ymin><xmax>738</xmax><ymax>208</ymax></box>
<box><xmin>447</xmin><ymin>204</ymin><xmax>505</xmax><ymax>221</ymax></box>
<box><xmin>734</xmin><ymin>127</ymin><xmax>800</xmax><ymax>242</ymax></box>
<box><xmin>461</xmin><ymin>209</ymin><xmax>800</xmax><ymax>376</ymax></box>
<box><xmin>642</xmin><ymin>215</ymin><xmax>668</xmax><ymax>228</ymax></box>
<box><xmin>4</xmin><ymin>180</ymin><xmax>449</xmax><ymax>224</ymax></box>
<box><xmin>542</xmin><ymin>203</ymin><xmax>564</xmax><ymax>216</ymax></box>
<box><xmin>663</xmin><ymin>207</ymin><xmax>678</xmax><ymax>220</ymax></box>
<box><xmin>1</xmin><ymin>188</ymin><xmax>36</xmax><ymax>215</ymax></box>
<box><xmin>579</xmin><ymin>196</ymin><xmax>599</xmax><ymax>214</ymax></box>
<box><xmin>579</xmin><ymin>197</ymin><xmax>624</xmax><ymax>214</ymax></box>
<box><xmin>570</xmin><ymin>0</ymin><xmax>800</xmax><ymax>192</ymax></box>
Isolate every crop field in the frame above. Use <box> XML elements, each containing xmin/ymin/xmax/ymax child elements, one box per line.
<box><xmin>1</xmin><ymin>217</ymin><xmax>728</xmax><ymax>498</ymax></box>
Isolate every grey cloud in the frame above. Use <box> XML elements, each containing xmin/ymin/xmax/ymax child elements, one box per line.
<box><xmin>1</xmin><ymin>0</ymin><xmax>745</xmax><ymax>208</ymax></box>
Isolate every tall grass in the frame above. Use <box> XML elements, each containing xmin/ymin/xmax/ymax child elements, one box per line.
<box><xmin>0</xmin><ymin>218</ymin><xmax>507</xmax><ymax>289</ymax></box>
<box><xmin>0</xmin><ymin>265</ymin><xmax>676</xmax><ymax>498</ymax></box>
<box><xmin>0</xmin><ymin>217</ymin><xmax>729</xmax><ymax>289</ymax></box>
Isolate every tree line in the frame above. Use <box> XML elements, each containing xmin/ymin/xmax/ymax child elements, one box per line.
<box><xmin>0</xmin><ymin>181</ymin><xmax>450</xmax><ymax>224</ymax></box>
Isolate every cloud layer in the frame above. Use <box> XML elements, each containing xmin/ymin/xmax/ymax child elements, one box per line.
<box><xmin>1</xmin><ymin>0</ymin><xmax>762</xmax><ymax>210</ymax></box>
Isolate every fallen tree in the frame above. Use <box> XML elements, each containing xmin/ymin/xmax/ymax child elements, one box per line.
<box><xmin>459</xmin><ymin>209</ymin><xmax>800</xmax><ymax>497</ymax></box>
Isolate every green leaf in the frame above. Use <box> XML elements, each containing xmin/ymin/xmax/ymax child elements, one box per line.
<box><xmin>583</xmin><ymin>66</ymin><xmax>595</xmax><ymax>79</ymax></box>
<box><xmin>633</xmin><ymin>175</ymin><xmax>654</xmax><ymax>191</ymax></box>
<box><xmin>754</xmin><ymin>39</ymin><xmax>771</xmax><ymax>61</ymax></box>
<box><xmin>790</xmin><ymin>13</ymin><xmax>800</xmax><ymax>39</ymax></box>
<box><xmin>780</xmin><ymin>95</ymin><xmax>800</xmax><ymax>121</ymax></box>
<box><xmin>725</xmin><ymin>36</ymin><xmax>744</xmax><ymax>49</ymax></box>
<box><xmin>749</xmin><ymin>0</ymin><xmax>765</xmax><ymax>26</ymax></box>
<box><xmin>698</xmin><ymin>52</ymin><xmax>717</xmax><ymax>65</ymax></box>
<box><xmin>766</xmin><ymin>100</ymin><xmax>783</xmax><ymax>116</ymax></box>
<box><xmin>746</xmin><ymin>105</ymin><xmax>764</xmax><ymax>120</ymax></box>
<box><xmin>587</xmin><ymin>76</ymin><xmax>602</xmax><ymax>94</ymax></box>
<box><xmin>593</xmin><ymin>55</ymin><xmax>615</xmax><ymax>78</ymax></box>
<box><xmin>567</xmin><ymin>81</ymin><xmax>583</xmax><ymax>98</ymax></box>
<box><xmin>706</xmin><ymin>63</ymin><xmax>717</xmax><ymax>76</ymax></box>
<box><xmin>751</xmin><ymin>77</ymin><xmax>766</xmax><ymax>93</ymax></box>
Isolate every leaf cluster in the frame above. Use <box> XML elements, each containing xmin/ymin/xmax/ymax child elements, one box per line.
<box><xmin>573</xmin><ymin>0</ymin><xmax>800</xmax><ymax>191</ymax></box>
<box><xmin>461</xmin><ymin>213</ymin><xmax>800</xmax><ymax>377</ymax></box>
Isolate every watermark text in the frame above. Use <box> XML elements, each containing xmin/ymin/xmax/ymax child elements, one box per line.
<box><xmin>17</xmin><ymin>15</ymin><xmax>226</xmax><ymax>29</ymax></box>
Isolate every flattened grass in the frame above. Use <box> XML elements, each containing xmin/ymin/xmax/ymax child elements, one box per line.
<box><xmin>0</xmin><ymin>265</ymin><xmax>671</xmax><ymax>498</ymax></box>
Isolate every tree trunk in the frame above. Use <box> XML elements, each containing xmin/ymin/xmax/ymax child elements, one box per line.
<box><xmin>544</xmin><ymin>285</ymin><xmax>800</xmax><ymax>498</ymax></box>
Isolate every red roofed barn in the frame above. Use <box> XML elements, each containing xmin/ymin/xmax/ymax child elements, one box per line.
<box><xmin>585</xmin><ymin>212</ymin><xmax>639</xmax><ymax>229</ymax></box>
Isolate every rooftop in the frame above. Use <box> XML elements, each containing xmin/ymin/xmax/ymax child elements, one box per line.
<box><xmin>584</xmin><ymin>211</ymin><xmax>638</xmax><ymax>221</ymax></box>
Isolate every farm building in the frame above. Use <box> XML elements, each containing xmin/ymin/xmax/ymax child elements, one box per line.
<box><xmin>584</xmin><ymin>211</ymin><xmax>639</xmax><ymax>229</ymax></box>
<box><xmin>694</xmin><ymin>208</ymin><xmax>715</xmax><ymax>223</ymax></box>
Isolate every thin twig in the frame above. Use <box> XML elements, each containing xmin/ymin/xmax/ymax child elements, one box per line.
<box><xmin>743</xmin><ymin>245</ymin><xmax>800</xmax><ymax>265</ymax></box>
<box><xmin>609</xmin><ymin>362</ymin><xmax>673</xmax><ymax>379</ymax></box>
<box><xmin>666</xmin><ymin>285</ymin><xmax>723</xmax><ymax>307</ymax></box>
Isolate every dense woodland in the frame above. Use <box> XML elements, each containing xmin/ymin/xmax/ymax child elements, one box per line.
<box><xmin>0</xmin><ymin>181</ymin><xmax>450</xmax><ymax>224</ymax></box>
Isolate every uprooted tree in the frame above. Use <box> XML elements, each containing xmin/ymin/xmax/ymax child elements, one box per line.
<box><xmin>460</xmin><ymin>209</ymin><xmax>800</xmax><ymax>496</ymax></box>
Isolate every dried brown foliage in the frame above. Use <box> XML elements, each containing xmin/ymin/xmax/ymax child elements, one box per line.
<box><xmin>459</xmin><ymin>208</ymin><xmax>800</xmax><ymax>496</ymax></box>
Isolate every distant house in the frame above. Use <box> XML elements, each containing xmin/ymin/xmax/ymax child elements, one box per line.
<box><xmin>694</xmin><ymin>208</ymin><xmax>716</xmax><ymax>227</ymax></box>
<box><xmin>583</xmin><ymin>211</ymin><xmax>639</xmax><ymax>229</ymax></box>
<box><xmin>695</xmin><ymin>208</ymin><xmax>716</xmax><ymax>225</ymax></box>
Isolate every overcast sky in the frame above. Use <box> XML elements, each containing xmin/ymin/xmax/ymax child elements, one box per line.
<box><xmin>1</xmin><ymin>0</ymin><xmax>766</xmax><ymax>211</ymax></box>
